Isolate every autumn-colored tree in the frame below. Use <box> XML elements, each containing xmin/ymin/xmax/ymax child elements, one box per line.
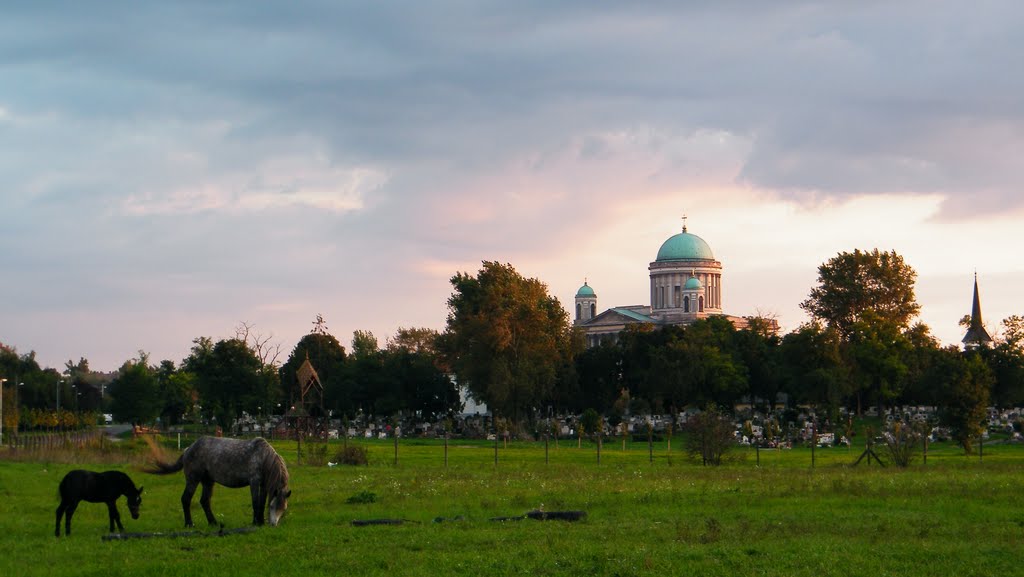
<box><xmin>442</xmin><ymin>261</ymin><xmax>573</xmax><ymax>422</ymax></box>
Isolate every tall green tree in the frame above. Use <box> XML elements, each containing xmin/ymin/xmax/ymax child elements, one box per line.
<box><xmin>799</xmin><ymin>249</ymin><xmax>923</xmax><ymax>415</ymax></box>
<box><xmin>382</xmin><ymin>348</ymin><xmax>462</xmax><ymax>420</ymax></box>
<box><xmin>0</xmin><ymin>345</ymin><xmax>49</xmax><ymax>410</ymax></box>
<box><xmin>442</xmin><ymin>261</ymin><xmax>573</xmax><ymax>422</ymax></box>
<box><xmin>981</xmin><ymin>316</ymin><xmax>1024</xmax><ymax>408</ymax></box>
<box><xmin>381</xmin><ymin>327</ymin><xmax>461</xmax><ymax>419</ymax></box>
<box><xmin>109</xmin><ymin>356</ymin><xmax>160</xmax><ymax>426</ymax></box>
<box><xmin>678</xmin><ymin>317</ymin><xmax>748</xmax><ymax>408</ymax></box>
<box><xmin>573</xmin><ymin>342</ymin><xmax>624</xmax><ymax>415</ymax></box>
<box><xmin>183</xmin><ymin>337</ymin><xmax>264</xmax><ymax>429</ymax></box>
<box><xmin>345</xmin><ymin>330</ymin><xmax>391</xmax><ymax>416</ymax></box>
<box><xmin>351</xmin><ymin>330</ymin><xmax>380</xmax><ymax>359</ymax></box>
<box><xmin>847</xmin><ymin>311</ymin><xmax>912</xmax><ymax>415</ymax></box>
<box><xmin>999</xmin><ymin>315</ymin><xmax>1024</xmax><ymax>350</ymax></box>
<box><xmin>898</xmin><ymin>323</ymin><xmax>944</xmax><ymax>407</ymax></box>
<box><xmin>939</xmin><ymin>349</ymin><xmax>993</xmax><ymax>454</ymax></box>
<box><xmin>779</xmin><ymin>323</ymin><xmax>849</xmax><ymax>418</ymax></box>
<box><xmin>161</xmin><ymin>370</ymin><xmax>197</xmax><ymax>426</ymax></box>
<box><xmin>387</xmin><ymin>327</ymin><xmax>442</xmax><ymax>357</ymax></box>
<box><xmin>734</xmin><ymin>317</ymin><xmax>783</xmax><ymax>413</ymax></box>
<box><xmin>801</xmin><ymin>249</ymin><xmax>921</xmax><ymax>338</ymax></box>
<box><xmin>617</xmin><ymin>324</ymin><xmax>663</xmax><ymax>410</ymax></box>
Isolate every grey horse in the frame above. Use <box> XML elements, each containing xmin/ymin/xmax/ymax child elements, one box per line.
<box><xmin>148</xmin><ymin>436</ymin><xmax>290</xmax><ymax>527</ymax></box>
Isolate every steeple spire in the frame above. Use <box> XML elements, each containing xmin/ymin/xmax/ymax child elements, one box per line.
<box><xmin>682</xmin><ymin>214</ymin><xmax>688</xmax><ymax>233</ymax></box>
<box><xmin>963</xmin><ymin>272</ymin><xmax>993</xmax><ymax>347</ymax></box>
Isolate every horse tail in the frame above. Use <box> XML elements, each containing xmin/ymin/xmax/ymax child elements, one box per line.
<box><xmin>145</xmin><ymin>453</ymin><xmax>185</xmax><ymax>475</ymax></box>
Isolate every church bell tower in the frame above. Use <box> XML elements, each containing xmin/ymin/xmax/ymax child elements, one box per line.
<box><xmin>575</xmin><ymin>280</ymin><xmax>597</xmax><ymax>324</ymax></box>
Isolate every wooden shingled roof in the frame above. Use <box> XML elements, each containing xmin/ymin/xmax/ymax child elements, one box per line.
<box><xmin>297</xmin><ymin>354</ymin><xmax>323</xmax><ymax>401</ymax></box>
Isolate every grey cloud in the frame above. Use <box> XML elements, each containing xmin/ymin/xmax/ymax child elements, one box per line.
<box><xmin>6</xmin><ymin>1</ymin><xmax>1023</xmax><ymax>229</ymax></box>
<box><xmin>4</xmin><ymin>0</ymin><xmax>1024</xmax><ymax>368</ymax></box>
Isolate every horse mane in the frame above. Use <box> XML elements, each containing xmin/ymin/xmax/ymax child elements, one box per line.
<box><xmin>259</xmin><ymin>442</ymin><xmax>289</xmax><ymax>495</ymax></box>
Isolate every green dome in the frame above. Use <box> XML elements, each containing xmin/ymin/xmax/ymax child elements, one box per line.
<box><xmin>684</xmin><ymin>276</ymin><xmax>704</xmax><ymax>290</ymax></box>
<box><xmin>655</xmin><ymin>230</ymin><xmax>715</xmax><ymax>261</ymax></box>
<box><xmin>576</xmin><ymin>281</ymin><xmax>596</xmax><ymax>298</ymax></box>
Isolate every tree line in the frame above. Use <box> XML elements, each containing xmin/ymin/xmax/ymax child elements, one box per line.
<box><xmin>0</xmin><ymin>322</ymin><xmax>460</xmax><ymax>434</ymax></box>
<box><xmin>439</xmin><ymin>255</ymin><xmax>1022</xmax><ymax>454</ymax></box>
<box><xmin>2</xmin><ymin>250</ymin><xmax>1022</xmax><ymax>454</ymax></box>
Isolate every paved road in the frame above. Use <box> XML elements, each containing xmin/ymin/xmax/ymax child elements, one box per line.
<box><xmin>103</xmin><ymin>424</ymin><xmax>134</xmax><ymax>439</ymax></box>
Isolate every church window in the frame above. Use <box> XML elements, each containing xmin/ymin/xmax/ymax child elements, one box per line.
<box><xmin>683</xmin><ymin>295</ymin><xmax>690</xmax><ymax>313</ymax></box>
<box><xmin>576</xmin><ymin>303</ymin><xmax>581</xmax><ymax>319</ymax></box>
<box><xmin>590</xmin><ymin>303</ymin><xmax>596</xmax><ymax>317</ymax></box>
<box><xmin>674</xmin><ymin>285</ymin><xmax>681</xmax><ymax>307</ymax></box>
<box><xmin>699</xmin><ymin>295</ymin><xmax>704</xmax><ymax>312</ymax></box>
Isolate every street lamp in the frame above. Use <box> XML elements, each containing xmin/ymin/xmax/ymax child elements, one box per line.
<box><xmin>1</xmin><ymin>378</ymin><xmax>7</xmax><ymax>446</ymax></box>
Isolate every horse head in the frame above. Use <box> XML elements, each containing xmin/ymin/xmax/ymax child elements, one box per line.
<box><xmin>127</xmin><ymin>486</ymin><xmax>144</xmax><ymax>520</ymax></box>
<box><xmin>268</xmin><ymin>486</ymin><xmax>291</xmax><ymax>526</ymax></box>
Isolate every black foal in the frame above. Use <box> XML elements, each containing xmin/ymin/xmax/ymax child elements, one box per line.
<box><xmin>55</xmin><ymin>470</ymin><xmax>143</xmax><ymax>537</ymax></box>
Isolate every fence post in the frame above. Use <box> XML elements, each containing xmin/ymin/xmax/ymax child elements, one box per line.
<box><xmin>811</xmin><ymin>421</ymin><xmax>816</xmax><ymax>469</ymax></box>
<box><xmin>922</xmin><ymin>433</ymin><xmax>927</xmax><ymax>465</ymax></box>
<box><xmin>544</xmin><ymin>428</ymin><xmax>549</xmax><ymax>465</ymax></box>
<box><xmin>647</xmin><ymin>422</ymin><xmax>653</xmax><ymax>464</ymax></box>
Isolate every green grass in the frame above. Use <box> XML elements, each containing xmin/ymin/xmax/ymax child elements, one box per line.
<box><xmin>2</xmin><ymin>437</ymin><xmax>1023</xmax><ymax>576</ymax></box>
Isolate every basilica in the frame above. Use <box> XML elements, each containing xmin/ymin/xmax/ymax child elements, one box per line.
<box><xmin>574</xmin><ymin>220</ymin><xmax>757</xmax><ymax>347</ymax></box>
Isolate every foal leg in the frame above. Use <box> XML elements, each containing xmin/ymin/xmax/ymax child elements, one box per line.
<box><xmin>106</xmin><ymin>501</ymin><xmax>124</xmax><ymax>533</ymax></box>
<box><xmin>63</xmin><ymin>501</ymin><xmax>79</xmax><ymax>537</ymax></box>
<box><xmin>181</xmin><ymin>479</ymin><xmax>199</xmax><ymax>527</ymax></box>
<box><xmin>55</xmin><ymin>499</ymin><xmax>69</xmax><ymax>537</ymax></box>
<box><xmin>199</xmin><ymin>480</ymin><xmax>217</xmax><ymax>526</ymax></box>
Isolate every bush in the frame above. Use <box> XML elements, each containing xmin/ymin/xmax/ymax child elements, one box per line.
<box><xmin>683</xmin><ymin>405</ymin><xmax>736</xmax><ymax>466</ymax></box>
<box><xmin>335</xmin><ymin>445</ymin><xmax>369</xmax><ymax>466</ymax></box>
<box><xmin>884</xmin><ymin>421</ymin><xmax>924</xmax><ymax>467</ymax></box>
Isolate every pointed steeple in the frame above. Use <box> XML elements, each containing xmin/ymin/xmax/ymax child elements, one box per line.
<box><xmin>962</xmin><ymin>272</ymin><xmax>993</xmax><ymax>348</ymax></box>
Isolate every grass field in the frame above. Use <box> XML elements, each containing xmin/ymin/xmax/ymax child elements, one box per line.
<box><xmin>2</xmin><ymin>436</ymin><xmax>1023</xmax><ymax>577</ymax></box>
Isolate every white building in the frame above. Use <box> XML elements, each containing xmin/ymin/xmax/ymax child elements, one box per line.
<box><xmin>575</xmin><ymin>220</ymin><xmax>762</xmax><ymax>347</ymax></box>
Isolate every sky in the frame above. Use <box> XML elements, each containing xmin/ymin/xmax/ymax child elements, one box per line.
<box><xmin>2</xmin><ymin>1</ymin><xmax>1023</xmax><ymax>372</ymax></box>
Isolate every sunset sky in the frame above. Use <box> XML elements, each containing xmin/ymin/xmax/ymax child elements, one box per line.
<box><xmin>2</xmin><ymin>2</ymin><xmax>1022</xmax><ymax>372</ymax></box>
